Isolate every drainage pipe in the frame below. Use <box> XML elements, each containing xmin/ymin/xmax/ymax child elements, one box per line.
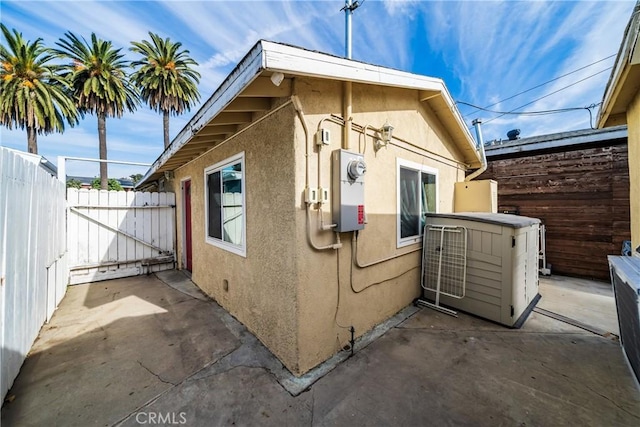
<box><xmin>343</xmin><ymin>81</ymin><xmax>352</xmax><ymax>150</ymax></box>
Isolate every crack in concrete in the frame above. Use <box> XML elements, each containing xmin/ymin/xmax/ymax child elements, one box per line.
<box><xmin>309</xmin><ymin>389</ymin><xmax>315</xmax><ymax>427</ymax></box>
<box><xmin>190</xmin><ymin>330</ymin><xmax>288</xmax><ymax>386</ymax></box>
<box><xmin>137</xmin><ymin>360</ymin><xmax>176</xmax><ymax>386</ymax></box>
<box><xmin>186</xmin><ymin>346</ymin><xmax>247</xmax><ymax>382</ymax></box>
<box><xmin>111</xmin><ymin>281</ymin><xmax>275</xmax><ymax>426</ymax></box>
<box><xmin>195</xmin><ymin>363</ymin><xmax>269</xmax><ymax>381</ymax></box>
<box><xmin>111</xmin><ymin>343</ymin><xmax>245</xmax><ymax>427</ymax></box>
<box><xmin>540</xmin><ymin>362</ymin><xmax>640</xmax><ymax>419</ymax></box>
<box><xmin>584</xmin><ymin>383</ymin><xmax>640</xmax><ymax>419</ymax></box>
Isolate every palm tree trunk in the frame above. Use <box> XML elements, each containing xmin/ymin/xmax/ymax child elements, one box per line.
<box><xmin>163</xmin><ymin>109</ymin><xmax>170</xmax><ymax>149</ymax></box>
<box><xmin>27</xmin><ymin>126</ymin><xmax>37</xmax><ymax>154</ymax></box>
<box><xmin>98</xmin><ymin>112</ymin><xmax>108</xmax><ymax>190</ymax></box>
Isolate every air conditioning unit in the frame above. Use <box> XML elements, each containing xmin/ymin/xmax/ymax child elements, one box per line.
<box><xmin>608</xmin><ymin>255</ymin><xmax>640</xmax><ymax>384</ymax></box>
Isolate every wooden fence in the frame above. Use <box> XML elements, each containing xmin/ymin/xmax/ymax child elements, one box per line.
<box><xmin>66</xmin><ymin>189</ymin><xmax>175</xmax><ymax>284</ymax></box>
<box><xmin>0</xmin><ymin>147</ymin><xmax>67</xmax><ymax>400</ymax></box>
<box><xmin>480</xmin><ymin>143</ymin><xmax>630</xmax><ymax>280</ymax></box>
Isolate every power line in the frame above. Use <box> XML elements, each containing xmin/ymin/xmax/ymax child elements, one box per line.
<box><xmin>460</xmin><ymin>53</ymin><xmax>616</xmax><ymax>119</ymax></box>
<box><xmin>459</xmin><ymin>101</ymin><xmax>602</xmax><ymax>129</ymax></box>
<box><xmin>481</xmin><ymin>67</ymin><xmax>611</xmax><ymax>125</ymax></box>
<box><xmin>457</xmin><ymin>101</ymin><xmax>599</xmax><ymax>117</ymax></box>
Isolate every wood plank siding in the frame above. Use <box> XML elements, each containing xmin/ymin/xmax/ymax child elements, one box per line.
<box><xmin>479</xmin><ymin>138</ymin><xmax>630</xmax><ymax>281</ymax></box>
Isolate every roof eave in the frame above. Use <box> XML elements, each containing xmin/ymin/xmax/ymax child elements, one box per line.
<box><xmin>138</xmin><ymin>41</ymin><xmax>481</xmax><ymax>187</ymax></box>
<box><xmin>598</xmin><ymin>2</ymin><xmax>640</xmax><ymax>128</ymax></box>
<box><xmin>138</xmin><ymin>40</ymin><xmax>268</xmax><ymax>187</ymax></box>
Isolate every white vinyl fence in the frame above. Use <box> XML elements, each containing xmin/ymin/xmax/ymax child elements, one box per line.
<box><xmin>67</xmin><ymin>189</ymin><xmax>175</xmax><ymax>284</ymax></box>
<box><xmin>0</xmin><ymin>147</ymin><xmax>68</xmax><ymax>401</ymax></box>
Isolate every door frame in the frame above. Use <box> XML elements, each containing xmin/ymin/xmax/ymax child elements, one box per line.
<box><xmin>181</xmin><ymin>177</ymin><xmax>193</xmax><ymax>272</ymax></box>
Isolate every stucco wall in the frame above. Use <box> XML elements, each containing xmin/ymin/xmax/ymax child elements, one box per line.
<box><xmin>292</xmin><ymin>78</ymin><xmax>467</xmax><ymax>373</ymax></box>
<box><xmin>173</xmin><ymin>105</ymin><xmax>301</xmax><ymax>372</ymax></box>
<box><xmin>628</xmin><ymin>91</ymin><xmax>640</xmax><ymax>255</ymax></box>
<box><xmin>170</xmin><ymin>77</ymin><xmax>472</xmax><ymax>375</ymax></box>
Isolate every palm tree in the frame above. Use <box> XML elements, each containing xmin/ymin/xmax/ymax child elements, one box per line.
<box><xmin>130</xmin><ymin>32</ymin><xmax>200</xmax><ymax>149</ymax></box>
<box><xmin>0</xmin><ymin>24</ymin><xmax>78</xmax><ymax>154</ymax></box>
<box><xmin>55</xmin><ymin>32</ymin><xmax>138</xmax><ymax>189</ymax></box>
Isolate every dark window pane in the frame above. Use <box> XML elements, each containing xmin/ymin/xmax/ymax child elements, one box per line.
<box><xmin>400</xmin><ymin>167</ymin><xmax>420</xmax><ymax>238</ymax></box>
<box><xmin>207</xmin><ymin>171</ymin><xmax>222</xmax><ymax>239</ymax></box>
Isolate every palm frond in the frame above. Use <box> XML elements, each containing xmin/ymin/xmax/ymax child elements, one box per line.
<box><xmin>0</xmin><ymin>23</ymin><xmax>79</xmax><ymax>152</ymax></box>
<box><xmin>55</xmin><ymin>31</ymin><xmax>139</xmax><ymax>118</ymax></box>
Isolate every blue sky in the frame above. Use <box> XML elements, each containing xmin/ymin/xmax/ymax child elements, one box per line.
<box><xmin>0</xmin><ymin>0</ymin><xmax>636</xmax><ymax>179</ymax></box>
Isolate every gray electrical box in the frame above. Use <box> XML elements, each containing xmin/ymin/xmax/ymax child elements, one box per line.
<box><xmin>332</xmin><ymin>149</ymin><xmax>366</xmax><ymax>232</ymax></box>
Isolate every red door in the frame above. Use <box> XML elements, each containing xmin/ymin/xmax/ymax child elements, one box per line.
<box><xmin>184</xmin><ymin>180</ymin><xmax>193</xmax><ymax>272</ymax></box>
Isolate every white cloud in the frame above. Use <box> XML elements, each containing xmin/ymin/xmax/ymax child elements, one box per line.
<box><xmin>5</xmin><ymin>0</ymin><xmax>151</xmax><ymax>51</ymax></box>
<box><xmin>2</xmin><ymin>0</ymin><xmax>636</xmax><ymax>166</ymax></box>
<box><xmin>382</xmin><ymin>0</ymin><xmax>420</xmax><ymax>16</ymax></box>
<box><xmin>416</xmin><ymin>0</ymin><xmax>635</xmax><ymax>141</ymax></box>
<box><xmin>488</xmin><ymin>1</ymin><xmax>634</xmax><ymax>140</ymax></box>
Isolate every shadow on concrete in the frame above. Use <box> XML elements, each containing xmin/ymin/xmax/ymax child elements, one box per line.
<box><xmin>1</xmin><ymin>274</ymin><xmax>245</xmax><ymax>426</ymax></box>
<box><xmin>2</xmin><ymin>272</ymin><xmax>640</xmax><ymax>426</ymax></box>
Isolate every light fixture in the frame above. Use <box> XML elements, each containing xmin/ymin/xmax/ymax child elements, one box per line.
<box><xmin>375</xmin><ymin>121</ymin><xmax>394</xmax><ymax>151</ymax></box>
<box><xmin>270</xmin><ymin>72</ymin><xmax>285</xmax><ymax>87</ymax></box>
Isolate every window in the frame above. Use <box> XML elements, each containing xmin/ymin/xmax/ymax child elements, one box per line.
<box><xmin>205</xmin><ymin>152</ymin><xmax>246</xmax><ymax>257</ymax></box>
<box><xmin>397</xmin><ymin>159</ymin><xmax>437</xmax><ymax>247</ymax></box>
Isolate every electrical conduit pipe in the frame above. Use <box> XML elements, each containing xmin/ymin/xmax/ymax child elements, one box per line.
<box><xmin>291</xmin><ymin>95</ymin><xmax>342</xmax><ymax>250</ymax></box>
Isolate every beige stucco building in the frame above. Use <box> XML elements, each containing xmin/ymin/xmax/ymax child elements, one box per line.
<box><xmin>598</xmin><ymin>1</ymin><xmax>640</xmax><ymax>256</ymax></box>
<box><xmin>139</xmin><ymin>41</ymin><xmax>483</xmax><ymax>375</ymax></box>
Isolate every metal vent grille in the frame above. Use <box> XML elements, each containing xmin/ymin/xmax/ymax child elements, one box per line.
<box><xmin>422</xmin><ymin>225</ymin><xmax>467</xmax><ymax>299</ymax></box>
<box><xmin>611</xmin><ymin>265</ymin><xmax>640</xmax><ymax>383</ymax></box>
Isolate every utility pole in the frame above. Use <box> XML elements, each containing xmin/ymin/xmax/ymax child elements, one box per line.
<box><xmin>341</xmin><ymin>0</ymin><xmax>361</xmax><ymax>150</ymax></box>
<box><xmin>342</xmin><ymin>0</ymin><xmax>361</xmax><ymax>59</ymax></box>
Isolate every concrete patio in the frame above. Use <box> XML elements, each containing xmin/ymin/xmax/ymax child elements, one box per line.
<box><xmin>2</xmin><ymin>271</ymin><xmax>639</xmax><ymax>426</ymax></box>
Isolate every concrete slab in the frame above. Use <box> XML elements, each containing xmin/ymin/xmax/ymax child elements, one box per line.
<box><xmin>1</xmin><ymin>275</ymin><xmax>240</xmax><ymax>427</ymax></box>
<box><xmin>3</xmin><ymin>272</ymin><xmax>640</xmax><ymax>426</ymax></box>
<box><xmin>155</xmin><ymin>270</ymin><xmax>210</xmax><ymax>302</ymax></box>
<box><xmin>537</xmin><ymin>275</ymin><xmax>619</xmax><ymax>335</ymax></box>
<box><xmin>311</xmin><ymin>313</ymin><xmax>640</xmax><ymax>426</ymax></box>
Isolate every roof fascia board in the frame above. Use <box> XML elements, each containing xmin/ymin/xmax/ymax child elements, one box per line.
<box><xmin>261</xmin><ymin>40</ymin><xmax>443</xmax><ymax>90</ymax></box>
<box><xmin>485</xmin><ymin>127</ymin><xmax>628</xmax><ymax>157</ymax></box>
<box><xmin>437</xmin><ymin>83</ymin><xmax>479</xmax><ymax>159</ymax></box>
<box><xmin>598</xmin><ymin>3</ymin><xmax>640</xmax><ymax>127</ymax></box>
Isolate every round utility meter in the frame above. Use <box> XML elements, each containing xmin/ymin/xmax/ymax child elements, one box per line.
<box><xmin>347</xmin><ymin>159</ymin><xmax>366</xmax><ymax>180</ymax></box>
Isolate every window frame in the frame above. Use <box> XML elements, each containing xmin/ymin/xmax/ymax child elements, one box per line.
<box><xmin>396</xmin><ymin>158</ymin><xmax>438</xmax><ymax>248</ymax></box>
<box><xmin>204</xmin><ymin>152</ymin><xmax>247</xmax><ymax>257</ymax></box>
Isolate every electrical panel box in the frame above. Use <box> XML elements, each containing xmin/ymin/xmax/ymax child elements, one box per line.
<box><xmin>454</xmin><ymin>179</ymin><xmax>497</xmax><ymax>213</ymax></box>
<box><xmin>332</xmin><ymin>149</ymin><xmax>366</xmax><ymax>232</ymax></box>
